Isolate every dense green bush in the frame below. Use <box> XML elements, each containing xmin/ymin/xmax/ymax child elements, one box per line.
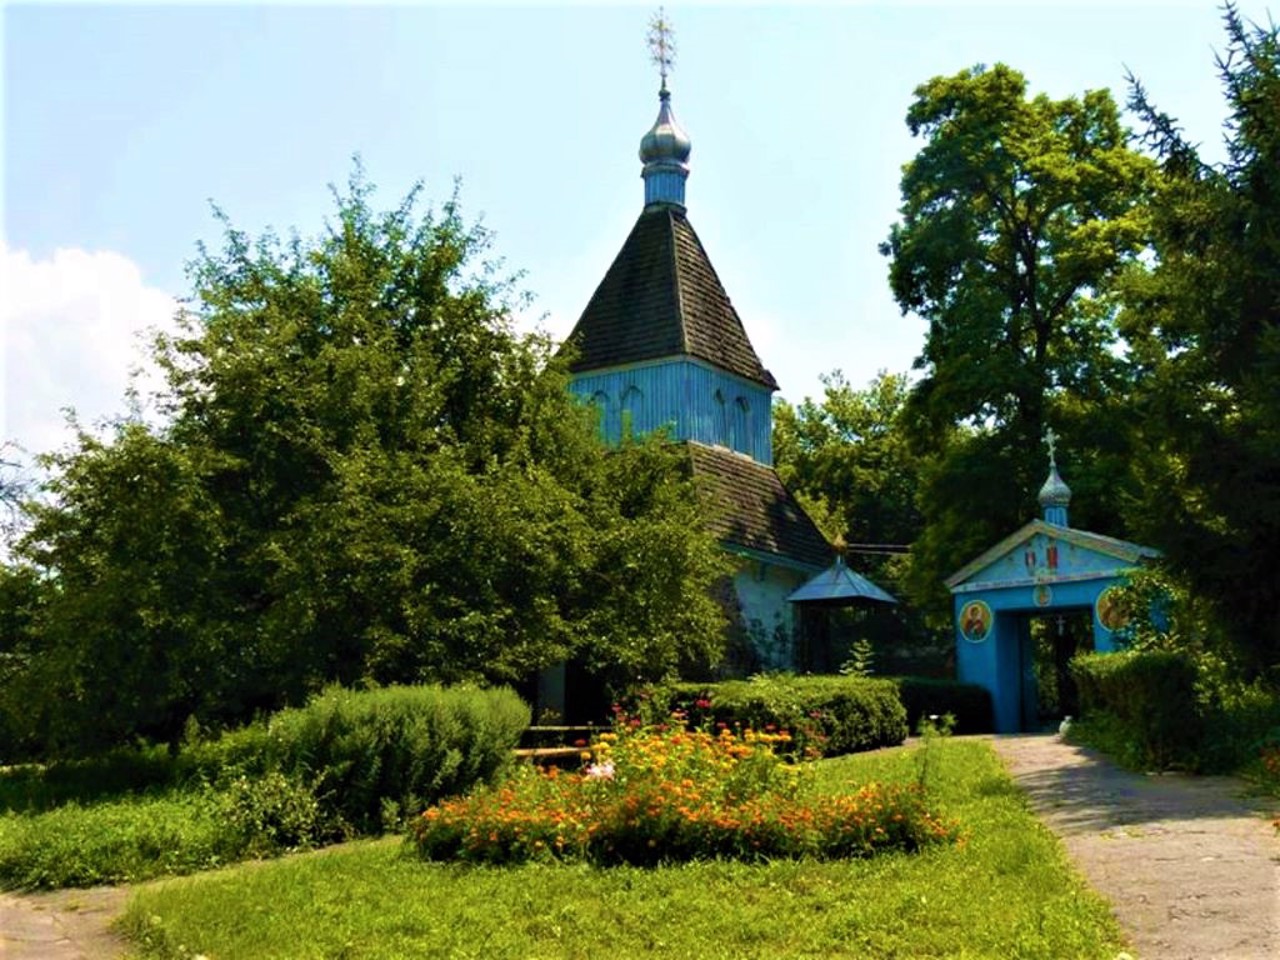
<box><xmin>891</xmin><ymin>677</ymin><xmax>993</xmax><ymax>734</ymax></box>
<box><xmin>1070</xmin><ymin>650</ymin><xmax>1200</xmax><ymax>769</ymax></box>
<box><xmin>181</xmin><ymin>684</ymin><xmax>530</xmax><ymax>833</ymax></box>
<box><xmin>646</xmin><ymin>675</ymin><xmax>908</xmax><ymax>757</ymax></box>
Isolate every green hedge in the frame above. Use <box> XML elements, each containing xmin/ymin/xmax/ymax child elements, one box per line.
<box><xmin>891</xmin><ymin>677</ymin><xmax>994</xmax><ymax>734</ymax></box>
<box><xmin>645</xmin><ymin>675</ymin><xmax>908</xmax><ymax>757</ymax></box>
<box><xmin>181</xmin><ymin>684</ymin><xmax>530</xmax><ymax>833</ymax></box>
<box><xmin>1070</xmin><ymin>650</ymin><xmax>1199</xmax><ymax>769</ymax></box>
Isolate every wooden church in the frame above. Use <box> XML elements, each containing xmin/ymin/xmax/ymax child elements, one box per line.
<box><xmin>561</xmin><ymin>44</ymin><xmax>833</xmax><ymax>677</ymax></box>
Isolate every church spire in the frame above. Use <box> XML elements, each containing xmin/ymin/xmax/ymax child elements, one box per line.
<box><xmin>639</xmin><ymin>8</ymin><xmax>691</xmax><ymax>209</ymax></box>
<box><xmin>1038</xmin><ymin>428</ymin><xmax>1072</xmax><ymax>526</ymax></box>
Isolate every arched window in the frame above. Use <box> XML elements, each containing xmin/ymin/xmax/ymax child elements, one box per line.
<box><xmin>621</xmin><ymin>385</ymin><xmax>643</xmax><ymax>439</ymax></box>
<box><xmin>590</xmin><ymin>391</ymin><xmax>609</xmax><ymax>440</ymax></box>
<box><xmin>713</xmin><ymin>389</ymin><xmax>728</xmax><ymax>445</ymax></box>
<box><xmin>734</xmin><ymin>396</ymin><xmax>750</xmax><ymax>453</ymax></box>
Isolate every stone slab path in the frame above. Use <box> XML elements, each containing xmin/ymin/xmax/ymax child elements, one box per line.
<box><xmin>992</xmin><ymin>734</ymin><xmax>1280</xmax><ymax>960</ymax></box>
<box><xmin>0</xmin><ymin>885</ymin><xmax>129</xmax><ymax>959</ymax></box>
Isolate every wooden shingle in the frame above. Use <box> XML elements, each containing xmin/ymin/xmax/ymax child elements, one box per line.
<box><xmin>686</xmin><ymin>442</ymin><xmax>830</xmax><ymax>570</ymax></box>
<box><xmin>566</xmin><ymin>207</ymin><xmax>778</xmax><ymax>390</ymax></box>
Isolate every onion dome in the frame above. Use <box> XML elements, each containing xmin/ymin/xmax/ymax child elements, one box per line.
<box><xmin>1038</xmin><ymin>456</ymin><xmax>1072</xmax><ymax>527</ymax></box>
<box><xmin>639</xmin><ymin>86</ymin><xmax>691</xmax><ymax>208</ymax></box>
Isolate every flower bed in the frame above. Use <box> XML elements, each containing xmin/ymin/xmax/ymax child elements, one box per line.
<box><xmin>411</xmin><ymin>723</ymin><xmax>957</xmax><ymax>866</ymax></box>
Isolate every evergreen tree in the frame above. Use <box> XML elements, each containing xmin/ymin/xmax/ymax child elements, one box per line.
<box><xmin>1124</xmin><ymin>4</ymin><xmax>1280</xmax><ymax>675</ymax></box>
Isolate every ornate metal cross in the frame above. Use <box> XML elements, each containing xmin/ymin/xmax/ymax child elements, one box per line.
<box><xmin>647</xmin><ymin>7</ymin><xmax>676</xmax><ymax>90</ymax></box>
<box><xmin>1044</xmin><ymin>427</ymin><xmax>1059</xmax><ymax>465</ymax></box>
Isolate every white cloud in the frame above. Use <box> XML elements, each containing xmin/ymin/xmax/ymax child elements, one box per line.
<box><xmin>1</xmin><ymin>244</ymin><xmax>179</xmax><ymax>471</ymax></box>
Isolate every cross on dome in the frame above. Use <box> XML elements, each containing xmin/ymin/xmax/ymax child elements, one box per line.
<box><xmin>647</xmin><ymin>7</ymin><xmax>676</xmax><ymax>91</ymax></box>
<box><xmin>1044</xmin><ymin>427</ymin><xmax>1059</xmax><ymax>466</ymax></box>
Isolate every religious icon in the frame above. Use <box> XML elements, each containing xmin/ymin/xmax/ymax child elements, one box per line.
<box><xmin>960</xmin><ymin>600</ymin><xmax>993</xmax><ymax>642</ymax></box>
<box><xmin>1095</xmin><ymin>586</ymin><xmax>1129</xmax><ymax>633</ymax></box>
<box><xmin>1046</xmin><ymin>540</ymin><xmax>1059</xmax><ymax>571</ymax></box>
<box><xmin>1034</xmin><ymin>584</ymin><xmax>1053</xmax><ymax>607</ymax></box>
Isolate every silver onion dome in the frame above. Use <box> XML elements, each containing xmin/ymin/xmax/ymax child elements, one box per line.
<box><xmin>639</xmin><ymin>89</ymin><xmax>692</xmax><ymax>165</ymax></box>
<box><xmin>1038</xmin><ymin>429</ymin><xmax>1071</xmax><ymax>525</ymax></box>
<box><xmin>639</xmin><ymin>86</ymin><xmax>691</xmax><ymax>208</ymax></box>
<box><xmin>1038</xmin><ymin>461</ymin><xmax>1072</xmax><ymax>510</ymax></box>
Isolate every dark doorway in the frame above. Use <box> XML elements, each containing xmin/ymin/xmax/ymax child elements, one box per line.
<box><xmin>1022</xmin><ymin>610</ymin><xmax>1094</xmax><ymax>729</ymax></box>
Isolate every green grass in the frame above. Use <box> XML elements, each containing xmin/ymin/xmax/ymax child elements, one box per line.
<box><xmin>0</xmin><ymin>790</ymin><xmax>235</xmax><ymax>889</ymax></box>
<box><xmin>118</xmin><ymin>739</ymin><xmax>1128</xmax><ymax>960</ymax></box>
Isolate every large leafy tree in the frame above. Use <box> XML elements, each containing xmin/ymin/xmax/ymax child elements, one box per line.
<box><xmin>1123</xmin><ymin>5</ymin><xmax>1280</xmax><ymax>675</ymax></box>
<box><xmin>773</xmin><ymin>371</ymin><xmax>921</xmax><ymax>557</ymax></box>
<box><xmin>3</xmin><ymin>168</ymin><xmax>726</xmax><ymax>755</ymax></box>
<box><xmin>880</xmin><ymin>65</ymin><xmax>1157</xmax><ymax>612</ymax></box>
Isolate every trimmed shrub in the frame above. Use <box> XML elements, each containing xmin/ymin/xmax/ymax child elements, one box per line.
<box><xmin>645</xmin><ymin>675</ymin><xmax>908</xmax><ymax>757</ymax></box>
<box><xmin>1070</xmin><ymin>650</ymin><xmax>1199</xmax><ymax>769</ymax></box>
<box><xmin>891</xmin><ymin>677</ymin><xmax>994</xmax><ymax>734</ymax></box>
<box><xmin>181</xmin><ymin>684</ymin><xmax>530</xmax><ymax>833</ymax></box>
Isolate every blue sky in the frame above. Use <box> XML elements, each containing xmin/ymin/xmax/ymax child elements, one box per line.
<box><xmin>2</xmin><ymin>1</ymin><xmax>1272</xmax><ymax>470</ymax></box>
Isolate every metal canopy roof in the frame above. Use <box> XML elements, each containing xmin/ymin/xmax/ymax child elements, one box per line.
<box><xmin>786</xmin><ymin>555</ymin><xmax>898</xmax><ymax>606</ymax></box>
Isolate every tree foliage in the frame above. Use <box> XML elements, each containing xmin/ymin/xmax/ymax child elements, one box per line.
<box><xmin>773</xmin><ymin>371</ymin><xmax>921</xmax><ymax>553</ymax></box>
<box><xmin>1</xmin><ymin>167</ymin><xmax>726</xmax><ymax>756</ymax></box>
<box><xmin>1123</xmin><ymin>4</ymin><xmax>1280</xmax><ymax>674</ymax></box>
<box><xmin>881</xmin><ymin>64</ymin><xmax>1158</xmax><ymax>612</ymax></box>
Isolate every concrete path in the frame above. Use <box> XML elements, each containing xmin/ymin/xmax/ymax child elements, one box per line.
<box><xmin>992</xmin><ymin>734</ymin><xmax>1280</xmax><ymax>960</ymax></box>
<box><xmin>0</xmin><ymin>885</ymin><xmax>129</xmax><ymax>959</ymax></box>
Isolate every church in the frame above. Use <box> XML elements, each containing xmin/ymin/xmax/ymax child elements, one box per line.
<box><xmin>560</xmin><ymin>40</ymin><xmax>835</xmax><ymax>676</ymax></box>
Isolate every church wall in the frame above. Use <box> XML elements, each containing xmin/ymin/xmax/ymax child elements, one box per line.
<box><xmin>730</xmin><ymin>557</ymin><xmax>809</xmax><ymax>670</ymax></box>
<box><xmin>570</xmin><ymin>360</ymin><xmax>773</xmax><ymax>463</ymax></box>
<box><xmin>955</xmin><ymin>574</ymin><xmax>1135</xmax><ymax>732</ymax></box>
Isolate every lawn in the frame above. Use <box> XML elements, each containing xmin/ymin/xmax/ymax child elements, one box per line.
<box><xmin>118</xmin><ymin>738</ymin><xmax>1128</xmax><ymax>959</ymax></box>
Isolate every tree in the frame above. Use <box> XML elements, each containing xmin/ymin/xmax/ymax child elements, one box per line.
<box><xmin>880</xmin><ymin>64</ymin><xmax>1157</xmax><ymax>612</ymax></box>
<box><xmin>773</xmin><ymin>370</ymin><xmax>921</xmax><ymax>555</ymax></box>
<box><xmin>1123</xmin><ymin>4</ymin><xmax>1280</xmax><ymax>675</ymax></box>
<box><xmin>773</xmin><ymin>370</ymin><xmax>934</xmax><ymax>669</ymax></box>
<box><xmin>3</xmin><ymin>167</ymin><xmax>726</xmax><ymax>754</ymax></box>
<box><xmin>0</xmin><ymin>444</ymin><xmax>27</xmax><ymax>543</ymax></box>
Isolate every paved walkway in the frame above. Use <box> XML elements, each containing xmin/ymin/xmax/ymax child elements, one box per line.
<box><xmin>0</xmin><ymin>885</ymin><xmax>129</xmax><ymax>959</ymax></box>
<box><xmin>992</xmin><ymin>734</ymin><xmax>1280</xmax><ymax>960</ymax></box>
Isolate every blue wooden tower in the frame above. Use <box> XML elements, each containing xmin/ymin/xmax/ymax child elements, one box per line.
<box><xmin>562</xmin><ymin>37</ymin><xmax>830</xmax><ymax>670</ymax></box>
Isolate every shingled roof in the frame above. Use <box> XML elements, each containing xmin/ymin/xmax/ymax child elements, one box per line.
<box><xmin>686</xmin><ymin>442</ymin><xmax>831</xmax><ymax>570</ymax></box>
<box><xmin>565</xmin><ymin>206</ymin><xmax>778</xmax><ymax>390</ymax></box>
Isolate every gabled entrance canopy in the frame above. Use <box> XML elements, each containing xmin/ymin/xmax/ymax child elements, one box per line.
<box><xmin>948</xmin><ymin>439</ymin><xmax>1159</xmax><ymax>732</ymax></box>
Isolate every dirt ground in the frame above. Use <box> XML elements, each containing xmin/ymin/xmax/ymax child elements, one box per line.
<box><xmin>2</xmin><ymin>734</ymin><xmax>1277</xmax><ymax>959</ymax></box>
<box><xmin>992</xmin><ymin>733</ymin><xmax>1280</xmax><ymax>960</ymax></box>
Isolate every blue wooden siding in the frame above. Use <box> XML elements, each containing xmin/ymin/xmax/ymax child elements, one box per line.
<box><xmin>570</xmin><ymin>358</ymin><xmax>774</xmax><ymax>463</ymax></box>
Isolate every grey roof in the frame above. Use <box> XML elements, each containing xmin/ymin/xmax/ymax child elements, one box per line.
<box><xmin>787</xmin><ymin>556</ymin><xmax>898</xmax><ymax>606</ymax></box>
<box><xmin>565</xmin><ymin>207</ymin><xmax>778</xmax><ymax>390</ymax></box>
